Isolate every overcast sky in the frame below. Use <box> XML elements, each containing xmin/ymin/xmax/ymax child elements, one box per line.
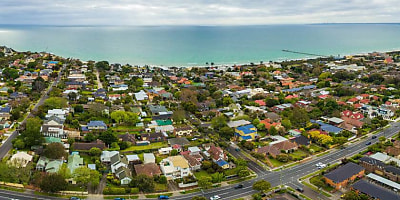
<box><xmin>1</xmin><ymin>0</ymin><xmax>399</xmax><ymax>25</ymax></box>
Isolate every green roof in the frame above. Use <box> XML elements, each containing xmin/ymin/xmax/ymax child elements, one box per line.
<box><xmin>68</xmin><ymin>154</ymin><xmax>84</xmax><ymax>173</ymax></box>
<box><xmin>45</xmin><ymin>137</ymin><xmax>62</xmax><ymax>144</ymax></box>
<box><xmin>156</xmin><ymin>119</ymin><xmax>173</xmax><ymax>126</ymax></box>
<box><xmin>45</xmin><ymin>160</ymin><xmax>63</xmax><ymax>173</ymax></box>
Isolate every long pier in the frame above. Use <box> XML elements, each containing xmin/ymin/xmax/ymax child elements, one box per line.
<box><xmin>282</xmin><ymin>49</ymin><xmax>328</xmax><ymax>57</ymax></box>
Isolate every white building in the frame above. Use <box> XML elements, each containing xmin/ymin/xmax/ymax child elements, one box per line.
<box><xmin>143</xmin><ymin>153</ymin><xmax>156</xmax><ymax>164</ymax></box>
<box><xmin>160</xmin><ymin>156</ymin><xmax>191</xmax><ymax>180</ymax></box>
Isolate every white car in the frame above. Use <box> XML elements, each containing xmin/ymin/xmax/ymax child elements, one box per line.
<box><xmin>210</xmin><ymin>195</ymin><xmax>221</xmax><ymax>200</ymax></box>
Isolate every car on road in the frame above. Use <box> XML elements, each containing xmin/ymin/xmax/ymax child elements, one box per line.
<box><xmin>316</xmin><ymin>162</ymin><xmax>326</xmax><ymax>169</ymax></box>
<box><xmin>366</xmin><ymin>141</ymin><xmax>372</xmax><ymax>145</ymax></box>
<box><xmin>158</xmin><ymin>195</ymin><xmax>169</xmax><ymax>199</ymax></box>
<box><xmin>234</xmin><ymin>184</ymin><xmax>244</xmax><ymax>189</ymax></box>
<box><xmin>114</xmin><ymin>198</ymin><xmax>125</xmax><ymax>200</ymax></box>
<box><xmin>296</xmin><ymin>187</ymin><xmax>304</xmax><ymax>192</ymax></box>
<box><xmin>372</xmin><ymin>135</ymin><xmax>377</xmax><ymax>139</ymax></box>
<box><xmin>210</xmin><ymin>195</ymin><xmax>221</xmax><ymax>200</ymax></box>
<box><xmin>70</xmin><ymin>197</ymin><xmax>81</xmax><ymax>200</ymax></box>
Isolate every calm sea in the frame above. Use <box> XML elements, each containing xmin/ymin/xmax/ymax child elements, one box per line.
<box><xmin>0</xmin><ymin>24</ymin><xmax>400</xmax><ymax>66</ymax></box>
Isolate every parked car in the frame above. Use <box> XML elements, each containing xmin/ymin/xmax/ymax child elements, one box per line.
<box><xmin>234</xmin><ymin>184</ymin><xmax>244</xmax><ymax>189</ymax></box>
<box><xmin>372</xmin><ymin>135</ymin><xmax>377</xmax><ymax>139</ymax></box>
<box><xmin>366</xmin><ymin>141</ymin><xmax>372</xmax><ymax>145</ymax></box>
<box><xmin>210</xmin><ymin>195</ymin><xmax>221</xmax><ymax>200</ymax></box>
<box><xmin>158</xmin><ymin>196</ymin><xmax>169</xmax><ymax>199</ymax></box>
<box><xmin>70</xmin><ymin>198</ymin><xmax>81</xmax><ymax>200</ymax></box>
<box><xmin>114</xmin><ymin>198</ymin><xmax>125</xmax><ymax>200</ymax></box>
<box><xmin>296</xmin><ymin>187</ymin><xmax>304</xmax><ymax>192</ymax></box>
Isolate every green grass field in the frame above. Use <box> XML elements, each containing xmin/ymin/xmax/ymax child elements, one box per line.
<box><xmin>121</xmin><ymin>142</ymin><xmax>167</xmax><ymax>152</ymax></box>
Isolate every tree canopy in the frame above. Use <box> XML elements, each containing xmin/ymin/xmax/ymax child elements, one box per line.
<box><xmin>43</xmin><ymin>142</ymin><xmax>67</xmax><ymax>159</ymax></box>
<box><xmin>21</xmin><ymin>117</ymin><xmax>43</xmax><ymax>147</ymax></box>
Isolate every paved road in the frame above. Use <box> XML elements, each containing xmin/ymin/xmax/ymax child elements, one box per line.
<box><xmin>171</xmin><ymin>121</ymin><xmax>400</xmax><ymax>200</ymax></box>
<box><xmin>0</xmin><ymin>189</ymin><xmax>65</xmax><ymax>200</ymax></box>
<box><xmin>0</xmin><ymin>65</ymin><xmax>65</xmax><ymax>159</ymax></box>
<box><xmin>226</xmin><ymin>143</ymin><xmax>268</xmax><ymax>175</ymax></box>
<box><xmin>1</xmin><ymin>116</ymin><xmax>399</xmax><ymax>199</ymax></box>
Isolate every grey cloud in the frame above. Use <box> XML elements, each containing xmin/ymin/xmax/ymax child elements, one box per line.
<box><xmin>0</xmin><ymin>0</ymin><xmax>399</xmax><ymax>25</ymax></box>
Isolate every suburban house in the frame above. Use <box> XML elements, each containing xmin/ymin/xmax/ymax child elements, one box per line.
<box><xmin>9</xmin><ymin>151</ymin><xmax>33</xmax><ymax>168</ymax></box>
<box><xmin>173</xmin><ymin>126</ymin><xmax>194</xmax><ymax>137</ymax></box>
<box><xmin>134</xmin><ymin>90</ymin><xmax>149</xmax><ymax>101</ymax></box>
<box><xmin>143</xmin><ymin>153</ymin><xmax>156</xmax><ymax>164</ymax></box>
<box><xmin>126</xmin><ymin>154</ymin><xmax>141</xmax><ymax>165</ymax></box>
<box><xmin>255</xmin><ymin>140</ymin><xmax>298</xmax><ymax>158</ymax></box>
<box><xmin>181</xmin><ymin>153</ymin><xmax>202</xmax><ymax>171</ymax></box>
<box><xmin>41</xmin><ymin>116</ymin><xmax>65</xmax><ymax>138</ymax></box>
<box><xmin>235</xmin><ymin>124</ymin><xmax>258</xmax><ymax>141</ymax></box>
<box><xmin>82</xmin><ymin>120</ymin><xmax>107</xmax><ymax>132</ymax></box>
<box><xmin>38</xmin><ymin>158</ymin><xmax>63</xmax><ymax>173</ymax></box>
<box><xmin>324</xmin><ymin>162</ymin><xmax>365</xmax><ymax>190</ymax></box>
<box><xmin>134</xmin><ymin>163</ymin><xmax>162</xmax><ymax>177</ymax></box>
<box><xmin>72</xmin><ymin>139</ymin><xmax>106</xmax><ymax>151</ymax></box>
<box><xmin>67</xmin><ymin>153</ymin><xmax>84</xmax><ymax>173</ymax></box>
<box><xmin>160</xmin><ymin>155</ymin><xmax>191</xmax><ymax>180</ymax></box>
<box><xmin>141</xmin><ymin>132</ymin><xmax>166</xmax><ymax>142</ymax></box>
<box><xmin>0</xmin><ymin>105</ymin><xmax>11</xmax><ymax>120</ymax></box>
<box><xmin>100</xmin><ymin>151</ymin><xmax>119</xmax><ymax>163</ymax></box>
<box><xmin>46</xmin><ymin>109</ymin><xmax>68</xmax><ymax>121</ymax></box>
<box><xmin>110</xmin><ymin>153</ymin><xmax>132</xmax><ymax>185</ymax></box>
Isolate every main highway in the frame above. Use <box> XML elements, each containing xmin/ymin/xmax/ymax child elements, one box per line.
<box><xmin>0</xmin><ymin>99</ymin><xmax>398</xmax><ymax>199</ymax></box>
<box><xmin>172</xmin><ymin>121</ymin><xmax>400</xmax><ymax>200</ymax></box>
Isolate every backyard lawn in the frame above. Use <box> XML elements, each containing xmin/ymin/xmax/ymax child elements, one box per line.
<box><xmin>267</xmin><ymin>158</ymin><xmax>287</xmax><ymax>168</ymax></box>
<box><xmin>194</xmin><ymin>170</ymin><xmax>211</xmax><ymax>179</ymax></box>
<box><xmin>290</xmin><ymin>150</ymin><xmax>308</xmax><ymax>160</ymax></box>
<box><xmin>121</xmin><ymin>142</ymin><xmax>167</xmax><ymax>152</ymax></box>
<box><xmin>310</xmin><ymin>144</ymin><xmax>323</xmax><ymax>153</ymax></box>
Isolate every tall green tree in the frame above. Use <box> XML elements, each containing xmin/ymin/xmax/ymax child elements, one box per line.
<box><xmin>129</xmin><ymin>174</ymin><xmax>155</xmax><ymax>193</ymax></box>
<box><xmin>21</xmin><ymin>117</ymin><xmax>43</xmax><ymax>147</ymax></box>
<box><xmin>98</xmin><ymin>130</ymin><xmax>118</xmax><ymax>146</ymax></box>
<box><xmin>39</xmin><ymin>173</ymin><xmax>67</xmax><ymax>193</ymax></box>
<box><xmin>73</xmin><ymin>167</ymin><xmax>100</xmax><ymax>188</ymax></box>
<box><xmin>252</xmin><ymin>180</ymin><xmax>271</xmax><ymax>192</ymax></box>
<box><xmin>43</xmin><ymin>143</ymin><xmax>67</xmax><ymax>159</ymax></box>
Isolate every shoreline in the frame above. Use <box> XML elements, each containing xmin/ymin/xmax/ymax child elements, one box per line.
<box><xmin>3</xmin><ymin>45</ymin><xmax>400</xmax><ymax>68</ymax></box>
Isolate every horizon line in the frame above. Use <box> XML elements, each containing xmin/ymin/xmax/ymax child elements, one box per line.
<box><xmin>0</xmin><ymin>22</ymin><xmax>399</xmax><ymax>27</ymax></box>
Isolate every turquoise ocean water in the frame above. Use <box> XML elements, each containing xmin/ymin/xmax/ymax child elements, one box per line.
<box><xmin>0</xmin><ymin>24</ymin><xmax>399</xmax><ymax>66</ymax></box>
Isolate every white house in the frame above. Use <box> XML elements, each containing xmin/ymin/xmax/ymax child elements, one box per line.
<box><xmin>158</xmin><ymin>147</ymin><xmax>173</xmax><ymax>155</ymax></box>
<box><xmin>100</xmin><ymin>151</ymin><xmax>119</xmax><ymax>163</ymax></box>
<box><xmin>9</xmin><ymin>152</ymin><xmax>33</xmax><ymax>168</ymax></box>
<box><xmin>46</xmin><ymin>109</ymin><xmax>68</xmax><ymax>121</ymax></box>
<box><xmin>143</xmin><ymin>153</ymin><xmax>156</xmax><ymax>164</ymax></box>
<box><xmin>134</xmin><ymin>90</ymin><xmax>148</xmax><ymax>101</ymax></box>
<box><xmin>159</xmin><ymin>155</ymin><xmax>191</xmax><ymax>180</ymax></box>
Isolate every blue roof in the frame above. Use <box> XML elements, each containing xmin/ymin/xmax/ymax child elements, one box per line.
<box><xmin>282</xmin><ymin>85</ymin><xmax>316</xmax><ymax>92</ymax></box>
<box><xmin>216</xmin><ymin>159</ymin><xmax>229</xmax><ymax>167</ymax></box>
<box><xmin>0</xmin><ymin>106</ymin><xmax>11</xmax><ymax>113</ymax></box>
<box><xmin>81</xmin><ymin>126</ymin><xmax>89</xmax><ymax>131</ymax></box>
<box><xmin>48</xmin><ymin>61</ymin><xmax>59</xmax><ymax>64</ymax></box>
<box><xmin>310</xmin><ymin>120</ymin><xmax>342</xmax><ymax>134</ymax></box>
<box><xmin>88</xmin><ymin>120</ymin><xmax>107</xmax><ymax>127</ymax></box>
<box><xmin>236</xmin><ymin>124</ymin><xmax>256</xmax><ymax>134</ymax></box>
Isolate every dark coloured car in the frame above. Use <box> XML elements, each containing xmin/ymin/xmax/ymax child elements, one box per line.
<box><xmin>366</xmin><ymin>141</ymin><xmax>372</xmax><ymax>145</ymax></box>
<box><xmin>70</xmin><ymin>198</ymin><xmax>81</xmax><ymax>200</ymax></box>
<box><xmin>372</xmin><ymin>135</ymin><xmax>377</xmax><ymax>139</ymax></box>
<box><xmin>234</xmin><ymin>184</ymin><xmax>244</xmax><ymax>189</ymax></box>
<box><xmin>296</xmin><ymin>187</ymin><xmax>304</xmax><ymax>192</ymax></box>
<box><xmin>114</xmin><ymin>198</ymin><xmax>125</xmax><ymax>200</ymax></box>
